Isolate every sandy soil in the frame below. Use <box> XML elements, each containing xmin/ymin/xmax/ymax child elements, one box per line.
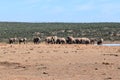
<box><xmin>0</xmin><ymin>43</ymin><xmax>119</xmax><ymax>80</ymax></box>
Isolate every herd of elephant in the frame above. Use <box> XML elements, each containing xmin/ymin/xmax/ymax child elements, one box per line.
<box><xmin>9</xmin><ymin>36</ymin><xmax>103</xmax><ymax>45</ymax></box>
<box><xmin>45</xmin><ymin>36</ymin><xmax>103</xmax><ymax>45</ymax></box>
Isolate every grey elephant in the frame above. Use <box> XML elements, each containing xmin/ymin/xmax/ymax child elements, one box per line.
<box><xmin>9</xmin><ymin>38</ymin><xmax>18</xmax><ymax>44</ymax></box>
<box><xmin>74</xmin><ymin>38</ymin><xmax>82</xmax><ymax>44</ymax></box>
<box><xmin>51</xmin><ymin>36</ymin><xmax>58</xmax><ymax>44</ymax></box>
<box><xmin>18</xmin><ymin>38</ymin><xmax>27</xmax><ymax>44</ymax></box>
<box><xmin>45</xmin><ymin>36</ymin><xmax>53</xmax><ymax>44</ymax></box>
<box><xmin>97</xmin><ymin>38</ymin><xmax>104</xmax><ymax>45</ymax></box>
<box><xmin>66</xmin><ymin>36</ymin><xmax>75</xmax><ymax>44</ymax></box>
<box><xmin>90</xmin><ymin>38</ymin><xmax>97</xmax><ymax>44</ymax></box>
<box><xmin>81</xmin><ymin>38</ymin><xmax>90</xmax><ymax>44</ymax></box>
<box><xmin>56</xmin><ymin>37</ymin><xmax>66</xmax><ymax>44</ymax></box>
<box><xmin>33</xmin><ymin>37</ymin><xmax>41</xmax><ymax>44</ymax></box>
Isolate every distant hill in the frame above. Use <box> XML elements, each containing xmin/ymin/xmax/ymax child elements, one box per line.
<box><xmin>0</xmin><ymin>22</ymin><xmax>120</xmax><ymax>42</ymax></box>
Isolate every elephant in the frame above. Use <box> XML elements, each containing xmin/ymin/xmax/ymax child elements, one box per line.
<box><xmin>81</xmin><ymin>38</ymin><xmax>90</xmax><ymax>44</ymax></box>
<box><xmin>9</xmin><ymin>38</ymin><xmax>18</xmax><ymax>44</ymax></box>
<box><xmin>90</xmin><ymin>38</ymin><xmax>97</xmax><ymax>44</ymax></box>
<box><xmin>66</xmin><ymin>36</ymin><xmax>75</xmax><ymax>44</ymax></box>
<box><xmin>51</xmin><ymin>36</ymin><xmax>58</xmax><ymax>44</ymax></box>
<box><xmin>33</xmin><ymin>37</ymin><xmax>41</xmax><ymax>44</ymax></box>
<box><xmin>74</xmin><ymin>38</ymin><xmax>82</xmax><ymax>44</ymax></box>
<box><xmin>56</xmin><ymin>37</ymin><xmax>66</xmax><ymax>44</ymax></box>
<box><xmin>45</xmin><ymin>36</ymin><xmax>53</xmax><ymax>44</ymax></box>
<box><xmin>74</xmin><ymin>37</ymin><xmax>90</xmax><ymax>44</ymax></box>
<box><xmin>18</xmin><ymin>38</ymin><xmax>27</xmax><ymax>44</ymax></box>
<box><xmin>97</xmin><ymin>38</ymin><xmax>104</xmax><ymax>45</ymax></box>
<box><xmin>45</xmin><ymin>36</ymin><xmax>57</xmax><ymax>44</ymax></box>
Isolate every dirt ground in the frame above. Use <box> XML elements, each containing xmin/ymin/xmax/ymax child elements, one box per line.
<box><xmin>0</xmin><ymin>43</ymin><xmax>119</xmax><ymax>80</ymax></box>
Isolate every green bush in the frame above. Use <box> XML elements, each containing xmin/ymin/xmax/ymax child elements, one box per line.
<box><xmin>0</xmin><ymin>22</ymin><xmax>120</xmax><ymax>42</ymax></box>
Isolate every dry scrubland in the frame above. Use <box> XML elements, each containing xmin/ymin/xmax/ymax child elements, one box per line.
<box><xmin>0</xmin><ymin>43</ymin><xmax>119</xmax><ymax>80</ymax></box>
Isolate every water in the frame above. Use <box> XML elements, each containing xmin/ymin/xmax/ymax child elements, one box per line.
<box><xmin>101</xmin><ymin>44</ymin><xmax>120</xmax><ymax>46</ymax></box>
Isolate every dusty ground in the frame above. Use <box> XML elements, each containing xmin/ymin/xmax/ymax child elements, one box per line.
<box><xmin>0</xmin><ymin>43</ymin><xmax>119</xmax><ymax>80</ymax></box>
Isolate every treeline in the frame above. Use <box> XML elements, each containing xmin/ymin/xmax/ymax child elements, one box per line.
<box><xmin>0</xmin><ymin>22</ymin><xmax>120</xmax><ymax>42</ymax></box>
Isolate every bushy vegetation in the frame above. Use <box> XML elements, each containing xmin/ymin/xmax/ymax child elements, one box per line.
<box><xmin>0</xmin><ymin>22</ymin><xmax>120</xmax><ymax>42</ymax></box>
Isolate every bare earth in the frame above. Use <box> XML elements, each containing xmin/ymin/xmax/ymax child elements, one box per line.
<box><xmin>0</xmin><ymin>43</ymin><xmax>120</xmax><ymax>80</ymax></box>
